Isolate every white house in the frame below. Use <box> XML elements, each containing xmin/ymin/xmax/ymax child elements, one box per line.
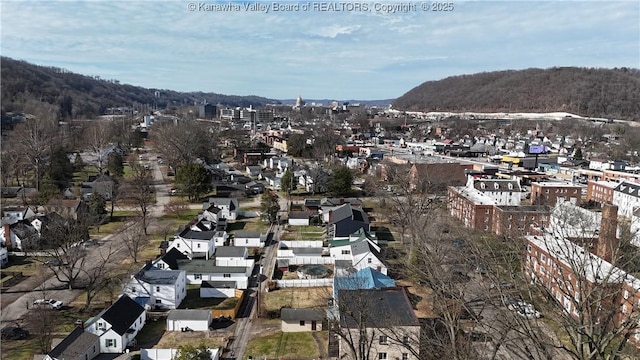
<box><xmin>176</xmin><ymin>259</ymin><xmax>254</xmax><ymax>288</ymax></box>
<box><xmin>122</xmin><ymin>267</ymin><xmax>187</xmax><ymax>311</ymax></box>
<box><xmin>265</xmin><ymin>157</ymin><xmax>292</xmax><ymax>172</ymax></box>
<box><xmin>201</xmin><ymin>205</ymin><xmax>223</xmax><ymax>223</ymax></box>
<box><xmin>329</xmin><ymin>237</ymin><xmax>387</xmax><ymax>275</ymax></box>
<box><xmin>1</xmin><ymin>206</ymin><xmax>36</xmax><ymax>224</ymax></box>
<box><xmin>0</xmin><ymin>220</ymin><xmax>39</xmax><ymax>251</ymax></box>
<box><xmin>233</xmin><ymin>231</ymin><xmax>266</xmax><ymax>247</ymax></box>
<box><xmin>166</xmin><ymin>309</ymin><xmax>212</xmax><ymax>332</ymax></box>
<box><xmin>612</xmin><ymin>181</ymin><xmax>640</xmax><ymax>218</ymax></box>
<box><xmin>170</xmin><ymin>228</ymin><xmax>216</xmax><ymax>260</ymax></box>
<box><xmin>85</xmin><ymin>295</ymin><xmax>146</xmax><ymax>354</ymax></box>
<box><xmin>153</xmin><ymin>248</ymin><xmax>190</xmax><ymax>270</ymax></box>
<box><xmin>204</xmin><ymin>198</ymin><xmax>239</xmax><ymax>221</ymax></box>
<box><xmin>469</xmin><ymin>177</ymin><xmax>522</xmax><ymax>206</ymax></box>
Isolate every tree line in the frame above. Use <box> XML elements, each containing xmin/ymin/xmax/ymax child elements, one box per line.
<box><xmin>393</xmin><ymin>67</ymin><xmax>640</xmax><ymax>120</ymax></box>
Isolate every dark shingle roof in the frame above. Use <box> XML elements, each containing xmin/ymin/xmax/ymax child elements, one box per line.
<box><xmin>338</xmin><ymin>288</ymin><xmax>419</xmax><ymax>329</ymax></box>
<box><xmin>159</xmin><ymin>248</ymin><xmax>189</xmax><ymax>270</ymax></box>
<box><xmin>201</xmin><ymin>280</ymin><xmax>236</xmax><ymax>288</ymax></box>
<box><xmin>101</xmin><ymin>295</ymin><xmax>145</xmax><ymax>335</ymax></box>
<box><xmin>281</xmin><ymin>308</ymin><xmax>324</xmax><ymax>322</ymax></box>
<box><xmin>178</xmin><ymin>228</ymin><xmax>216</xmax><ymax>240</ymax></box>
<box><xmin>48</xmin><ymin>327</ymin><xmax>99</xmax><ymax>359</ymax></box>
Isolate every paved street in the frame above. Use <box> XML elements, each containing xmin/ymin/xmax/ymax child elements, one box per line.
<box><xmin>1</xmin><ymin>149</ymin><xmax>170</xmax><ymax>327</ymax></box>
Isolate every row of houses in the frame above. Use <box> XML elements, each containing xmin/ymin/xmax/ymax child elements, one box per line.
<box><xmin>43</xmin><ymin>197</ymin><xmax>262</xmax><ymax>360</ymax></box>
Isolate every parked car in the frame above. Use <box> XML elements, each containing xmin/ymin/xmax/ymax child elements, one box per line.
<box><xmin>1</xmin><ymin>326</ymin><xmax>29</xmax><ymax>340</ymax></box>
<box><xmin>44</xmin><ymin>259</ymin><xmax>61</xmax><ymax>266</ymax></box>
<box><xmin>33</xmin><ymin>299</ymin><xmax>64</xmax><ymax>310</ymax></box>
<box><xmin>82</xmin><ymin>239</ymin><xmax>100</xmax><ymax>248</ymax></box>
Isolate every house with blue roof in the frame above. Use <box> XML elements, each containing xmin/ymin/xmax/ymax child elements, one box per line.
<box><xmin>332</xmin><ymin>267</ymin><xmax>395</xmax><ymax>299</ymax></box>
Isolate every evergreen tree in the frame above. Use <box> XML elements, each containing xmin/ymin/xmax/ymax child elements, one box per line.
<box><xmin>281</xmin><ymin>167</ymin><xmax>296</xmax><ymax>195</ymax></box>
<box><xmin>260</xmin><ymin>191</ymin><xmax>280</xmax><ymax>224</ymax></box>
<box><xmin>175</xmin><ymin>162</ymin><xmax>211</xmax><ymax>202</ymax></box>
<box><xmin>48</xmin><ymin>146</ymin><xmax>74</xmax><ymax>190</ymax></box>
<box><xmin>328</xmin><ymin>165</ymin><xmax>354</xmax><ymax>196</ymax></box>
<box><xmin>106</xmin><ymin>152</ymin><xmax>124</xmax><ymax>178</ymax></box>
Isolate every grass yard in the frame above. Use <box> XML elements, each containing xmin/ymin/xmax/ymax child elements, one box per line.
<box><xmin>244</xmin><ymin>331</ymin><xmax>321</xmax><ymax>360</ymax></box>
<box><xmin>0</xmin><ymin>337</ymin><xmax>42</xmax><ymax>360</ymax></box>
<box><xmin>280</xmin><ymin>225</ymin><xmax>324</xmax><ymax>241</ymax></box>
<box><xmin>262</xmin><ymin>287</ymin><xmax>329</xmax><ymax>312</ymax></box>
<box><xmin>159</xmin><ymin>208</ymin><xmax>200</xmax><ymax>223</ymax></box>
<box><xmin>179</xmin><ymin>286</ymin><xmax>239</xmax><ymax>310</ymax></box>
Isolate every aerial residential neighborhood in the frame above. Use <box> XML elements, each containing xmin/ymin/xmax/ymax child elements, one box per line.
<box><xmin>2</xmin><ymin>2</ymin><xmax>640</xmax><ymax>360</ymax></box>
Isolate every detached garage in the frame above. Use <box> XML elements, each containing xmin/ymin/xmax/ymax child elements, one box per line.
<box><xmin>200</xmin><ymin>280</ymin><xmax>237</xmax><ymax>298</ymax></box>
<box><xmin>166</xmin><ymin>309</ymin><xmax>212</xmax><ymax>332</ymax></box>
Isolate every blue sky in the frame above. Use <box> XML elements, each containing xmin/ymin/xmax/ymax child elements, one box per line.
<box><xmin>1</xmin><ymin>1</ymin><xmax>638</xmax><ymax>100</ymax></box>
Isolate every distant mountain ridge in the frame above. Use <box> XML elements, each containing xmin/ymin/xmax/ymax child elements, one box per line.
<box><xmin>393</xmin><ymin>67</ymin><xmax>640</xmax><ymax>120</ymax></box>
<box><xmin>0</xmin><ymin>57</ymin><xmax>280</xmax><ymax>118</ymax></box>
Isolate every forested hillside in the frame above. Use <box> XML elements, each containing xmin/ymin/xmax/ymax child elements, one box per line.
<box><xmin>0</xmin><ymin>57</ymin><xmax>279</xmax><ymax>119</ymax></box>
<box><xmin>393</xmin><ymin>67</ymin><xmax>640</xmax><ymax>120</ymax></box>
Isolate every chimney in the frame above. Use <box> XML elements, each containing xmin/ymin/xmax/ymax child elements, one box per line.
<box><xmin>340</xmin><ymin>198</ymin><xmax>344</xmax><ymax>205</ymax></box>
<box><xmin>596</xmin><ymin>204</ymin><xmax>618</xmax><ymax>262</ymax></box>
<box><xmin>3</xmin><ymin>224</ymin><xmax>11</xmax><ymax>250</ymax></box>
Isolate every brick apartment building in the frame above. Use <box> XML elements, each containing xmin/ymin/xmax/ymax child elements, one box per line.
<box><xmin>493</xmin><ymin>205</ymin><xmax>550</xmax><ymax>237</ymax></box>
<box><xmin>447</xmin><ymin>186</ymin><xmax>495</xmax><ymax>232</ymax></box>
<box><xmin>586</xmin><ymin>180</ymin><xmax>617</xmax><ymax>205</ymax></box>
<box><xmin>524</xmin><ymin>204</ymin><xmax>640</xmax><ymax>348</ymax></box>
<box><xmin>530</xmin><ymin>181</ymin><xmax>582</xmax><ymax>206</ymax></box>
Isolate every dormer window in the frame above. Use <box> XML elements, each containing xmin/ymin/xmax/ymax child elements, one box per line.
<box><xmin>494</xmin><ymin>183</ymin><xmax>499</xmax><ymax>190</ymax></box>
<box><xmin>480</xmin><ymin>183</ymin><xmax>486</xmax><ymax>189</ymax></box>
<box><xmin>508</xmin><ymin>183</ymin><xmax>513</xmax><ymax>190</ymax></box>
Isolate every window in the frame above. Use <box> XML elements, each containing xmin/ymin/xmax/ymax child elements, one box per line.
<box><xmin>158</xmin><ymin>263</ymin><xmax>164</xmax><ymax>269</ymax></box>
<box><xmin>402</xmin><ymin>354</ymin><xmax>409</xmax><ymax>360</ymax></box>
<box><xmin>246</xmin><ymin>239</ymin><xmax>249</xmax><ymax>244</ymax></box>
<box><xmin>130</xmin><ymin>287</ymin><xmax>137</xmax><ymax>293</ymax></box>
<box><xmin>402</xmin><ymin>336</ymin><xmax>409</xmax><ymax>344</ymax></box>
<box><xmin>341</xmin><ymin>250</ymin><xmax>350</xmax><ymax>255</ymax></box>
<box><xmin>156</xmin><ymin>286</ymin><xmax>160</xmax><ymax>292</ymax></box>
<box><xmin>545</xmin><ymin>189</ymin><xmax>549</xmax><ymax>194</ymax></box>
<box><xmin>379</xmin><ymin>335</ymin><xmax>388</xmax><ymax>344</ymax></box>
<box><xmin>106</xmin><ymin>339</ymin><xmax>116</xmax><ymax>348</ymax></box>
<box><xmin>97</xmin><ymin>322</ymin><xmax>106</xmax><ymax>330</ymax></box>
<box><xmin>624</xmin><ymin>290</ymin><xmax>629</xmax><ymax>299</ymax></box>
<box><xmin>508</xmin><ymin>183</ymin><xmax>513</xmax><ymax>190</ymax></box>
<box><xmin>197</xmin><ymin>243</ymin><xmax>201</xmax><ymax>248</ymax></box>
<box><xmin>300</xmin><ymin>320</ymin><xmax>305</xmax><ymax>326</ymax></box>
<box><xmin>176</xmin><ymin>243</ymin><xmax>180</xmax><ymax>248</ymax></box>
<box><xmin>194</xmin><ymin>274</ymin><xmax>202</xmax><ymax>280</ymax></box>
<box><xmin>541</xmin><ymin>254</ymin><xmax>546</xmax><ymax>262</ymax></box>
<box><xmin>485</xmin><ymin>208</ymin><xmax>490</xmax><ymax>214</ymax></box>
<box><xmin>224</xmin><ymin>274</ymin><xmax>231</xmax><ymax>278</ymax></box>
<box><xmin>378</xmin><ymin>353</ymin><xmax>387</xmax><ymax>360</ymax></box>
<box><xmin>156</xmin><ymin>299</ymin><xmax>162</xmax><ymax>304</ymax></box>
<box><xmin>368</xmin><ymin>258</ymin><xmax>372</xmax><ymax>263</ymax></box>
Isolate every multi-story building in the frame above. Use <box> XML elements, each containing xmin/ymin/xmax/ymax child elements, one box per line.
<box><xmin>471</xmin><ymin>177</ymin><xmax>522</xmax><ymax>206</ymax></box>
<box><xmin>448</xmin><ymin>186</ymin><xmax>496</xmax><ymax>232</ymax></box>
<box><xmin>492</xmin><ymin>205</ymin><xmax>550</xmax><ymax>237</ymax></box>
<box><xmin>586</xmin><ymin>180</ymin><xmax>617</xmax><ymax>205</ymax></box>
<box><xmin>612</xmin><ymin>181</ymin><xmax>640</xmax><ymax>218</ymax></box>
<box><xmin>530</xmin><ymin>181</ymin><xmax>582</xmax><ymax>206</ymax></box>
<box><xmin>336</xmin><ymin>287</ymin><xmax>421</xmax><ymax>360</ymax></box>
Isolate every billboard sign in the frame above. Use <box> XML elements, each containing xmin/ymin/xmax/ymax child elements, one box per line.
<box><xmin>528</xmin><ymin>145</ymin><xmax>546</xmax><ymax>154</ymax></box>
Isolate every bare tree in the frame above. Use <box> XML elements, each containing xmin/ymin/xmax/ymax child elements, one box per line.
<box><xmin>39</xmin><ymin>216</ymin><xmax>90</xmax><ymax>289</ymax></box>
<box><xmin>121</xmin><ymin>220</ymin><xmax>148</xmax><ymax>263</ymax></box>
<box><xmin>82</xmin><ymin>121</ymin><xmax>113</xmax><ymax>173</ymax></box>
<box><xmin>123</xmin><ymin>162</ymin><xmax>154</xmax><ymax>235</ymax></box>
<box><xmin>80</xmin><ymin>244</ymin><xmax>119</xmax><ymax>312</ymax></box>
<box><xmin>150</xmin><ymin>120</ymin><xmax>219</xmax><ymax>169</ymax></box>
<box><xmin>524</xmin><ymin>203</ymin><xmax>640</xmax><ymax>360</ymax></box>
<box><xmin>9</xmin><ymin>114</ymin><xmax>58</xmax><ymax>191</ymax></box>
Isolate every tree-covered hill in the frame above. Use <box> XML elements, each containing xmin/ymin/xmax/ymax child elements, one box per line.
<box><xmin>393</xmin><ymin>67</ymin><xmax>640</xmax><ymax>120</ymax></box>
<box><xmin>0</xmin><ymin>57</ymin><xmax>279</xmax><ymax>119</ymax></box>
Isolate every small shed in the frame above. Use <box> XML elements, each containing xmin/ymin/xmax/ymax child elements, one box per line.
<box><xmin>281</xmin><ymin>308</ymin><xmax>324</xmax><ymax>332</ymax></box>
<box><xmin>200</xmin><ymin>280</ymin><xmax>237</xmax><ymax>298</ymax></box>
<box><xmin>166</xmin><ymin>309</ymin><xmax>212</xmax><ymax>331</ymax></box>
<box><xmin>288</xmin><ymin>211</ymin><xmax>312</xmax><ymax>226</ymax></box>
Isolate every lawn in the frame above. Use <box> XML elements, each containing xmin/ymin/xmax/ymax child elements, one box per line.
<box><xmin>244</xmin><ymin>331</ymin><xmax>321</xmax><ymax>360</ymax></box>
<box><xmin>280</xmin><ymin>225</ymin><xmax>324</xmax><ymax>241</ymax></box>
<box><xmin>179</xmin><ymin>286</ymin><xmax>239</xmax><ymax>310</ymax></box>
<box><xmin>159</xmin><ymin>208</ymin><xmax>201</xmax><ymax>223</ymax></box>
<box><xmin>262</xmin><ymin>287</ymin><xmax>330</xmax><ymax>312</ymax></box>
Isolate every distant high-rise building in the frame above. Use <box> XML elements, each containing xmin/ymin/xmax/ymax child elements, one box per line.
<box><xmin>294</xmin><ymin>95</ymin><xmax>304</xmax><ymax>109</ymax></box>
<box><xmin>199</xmin><ymin>103</ymin><xmax>217</xmax><ymax>119</ymax></box>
